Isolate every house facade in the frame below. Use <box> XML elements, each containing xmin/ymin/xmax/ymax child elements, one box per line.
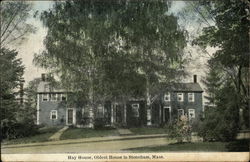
<box><xmin>36</xmin><ymin>74</ymin><xmax>203</xmax><ymax>127</ymax></box>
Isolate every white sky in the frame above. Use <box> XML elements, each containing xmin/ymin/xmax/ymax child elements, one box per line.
<box><xmin>13</xmin><ymin>1</ymin><xmax>214</xmax><ymax>91</ymax></box>
<box><xmin>13</xmin><ymin>1</ymin><xmax>53</xmax><ymax>85</ymax></box>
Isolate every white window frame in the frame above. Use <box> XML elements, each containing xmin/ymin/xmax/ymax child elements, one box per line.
<box><xmin>50</xmin><ymin>110</ymin><xmax>58</xmax><ymax>120</ymax></box>
<box><xmin>177</xmin><ymin>93</ymin><xmax>184</xmax><ymax>102</ymax></box>
<box><xmin>188</xmin><ymin>93</ymin><xmax>195</xmax><ymax>102</ymax></box>
<box><xmin>164</xmin><ymin>92</ymin><xmax>171</xmax><ymax>102</ymax></box>
<box><xmin>81</xmin><ymin>108</ymin><xmax>85</xmax><ymax>116</ymax></box>
<box><xmin>188</xmin><ymin>109</ymin><xmax>195</xmax><ymax>119</ymax></box>
<box><xmin>66</xmin><ymin>108</ymin><xmax>76</xmax><ymax>125</ymax></box>
<box><xmin>178</xmin><ymin>109</ymin><xmax>184</xmax><ymax>119</ymax></box>
<box><xmin>42</xmin><ymin>94</ymin><xmax>49</xmax><ymax>102</ymax></box>
<box><xmin>50</xmin><ymin>93</ymin><xmax>57</xmax><ymax>101</ymax></box>
<box><xmin>132</xmin><ymin>103</ymin><xmax>140</xmax><ymax>117</ymax></box>
<box><xmin>97</xmin><ymin>105</ymin><xmax>104</xmax><ymax>117</ymax></box>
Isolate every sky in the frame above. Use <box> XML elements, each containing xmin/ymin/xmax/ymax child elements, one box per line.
<box><xmin>13</xmin><ymin>1</ymin><xmax>213</xmax><ymax>90</ymax></box>
<box><xmin>14</xmin><ymin>1</ymin><xmax>53</xmax><ymax>85</ymax></box>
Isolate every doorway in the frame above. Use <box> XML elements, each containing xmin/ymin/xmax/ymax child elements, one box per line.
<box><xmin>67</xmin><ymin>108</ymin><xmax>75</xmax><ymax>125</ymax></box>
<box><xmin>163</xmin><ymin>106</ymin><xmax>171</xmax><ymax>123</ymax></box>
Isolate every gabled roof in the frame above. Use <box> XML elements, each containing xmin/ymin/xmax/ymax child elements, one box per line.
<box><xmin>170</xmin><ymin>83</ymin><xmax>203</xmax><ymax>92</ymax></box>
<box><xmin>37</xmin><ymin>81</ymin><xmax>67</xmax><ymax>93</ymax></box>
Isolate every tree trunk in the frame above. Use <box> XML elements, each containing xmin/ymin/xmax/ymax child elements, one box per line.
<box><xmin>122</xmin><ymin>99</ymin><xmax>127</xmax><ymax>126</ymax></box>
<box><xmin>123</xmin><ymin>104</ymin><xmax>127</xmax><ymax>126</ymax></box>
<box><xmin>88</xmin><ymin>67</ymin><xmax>94</xmax><ymax>128</ymax></box>
<box><xmin>146</xmin><ymin>76</ymin><xmax>152</xmax><ymax>126</ymax></box>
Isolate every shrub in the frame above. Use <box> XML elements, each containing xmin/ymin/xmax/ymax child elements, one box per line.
<box><xmin>198</xmin><ymin>106</ymin><xmax>239</xmax><ymax>142</ymax></box>
<box><xmin>94</xmin><ymin>118</ymin><xmax>105</xmax><ymax>129</ymax></box>
<box><xmin>1</xmin><ymin>119</ymin><xmax>39</xmax><ymax>140</ymax></box>
<box><xmin>168</xmin><ymin>115</ymin><xmax>192</xmax><ymax>143</ymax></box>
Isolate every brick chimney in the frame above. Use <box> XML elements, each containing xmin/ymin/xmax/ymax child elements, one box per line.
<box><xmin>193</xmin><ymin>75</ymin><xmax>197</xmax><ymax>83</ymax></box>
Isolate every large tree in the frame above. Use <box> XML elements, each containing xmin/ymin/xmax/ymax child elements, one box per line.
<box><xmin>0</xmin><ymin>1</ymin><xmax>38</xmax><ymax>139</ymax></box>
<box><xmin>116</xmin><ymin>1</ymin><xmax>186</xmax><ymax>125</ymax></box>
<box><xmin>194</xmin><ymin>0</ymin><xmax>249</xmax><ymax>129</ymax></box>
<box><xmin>0</xmin><ymin>48</ymin><xmax>24</xmax><ymax>139</ymax></box>
<box><xmin>34</xmin><ymin>0</ymin><xmax>187</xmax><ymax>127</ymax></box>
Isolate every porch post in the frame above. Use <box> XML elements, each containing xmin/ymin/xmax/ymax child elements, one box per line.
<box><xmin>123</xmin><ymin>104</ymin><xmax>127</xmax><ymax>126</ymax></box>
<box><xmin>146</xmin><ymin>77</ymin><xmax>152</xmax><ymax>126</ymax></box>
<box><xmin>159</xmin><ymin>105</ymin><xmax>161</xmax><ymax>125</ymax></box>
<box><xmin>111</xmin><ymin>104</ymin><xmax>114</xmax><ymax>125</ymax></box>
<box><xmin>36</xmin><ymin>94</ymin><xmax>40</xmax><ymax>125</ymax></box>
<box><xmin>147</xmin><ymin>108</ymin><xmax>152</xmax><ymax>126</ymax></box>
<box><xmin>146</xmin><ymin>95</ymin><xmax>152</xmax><ymax>126</ymax></box>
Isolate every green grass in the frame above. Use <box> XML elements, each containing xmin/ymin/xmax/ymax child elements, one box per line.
<box><xmin>126</xmin><ymin>142</ymin><xmax>229</xmax><ymax>152</ymax></box>
<box><xmin>60</xmin><ymin>128</ymin><xmax>120</xmax><ymax>140</ymax></box>
<box><xmin>129</xmin><ymin>127</ymin><xmax>167</xmax><ymax>135</ymax></box>
<box><xmin>3</xmin><ymin>127</ymin><xmax>61</xmax><ymax>145</ymax></box>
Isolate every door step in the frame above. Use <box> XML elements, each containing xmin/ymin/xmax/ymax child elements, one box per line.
<box><xmin>117</xmin><ymin>129</ymin><xmax>133</xmax><ymax>136</ymax></box>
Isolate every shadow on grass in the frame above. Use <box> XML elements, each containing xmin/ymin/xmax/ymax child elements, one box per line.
<box><xmin>225</xmin><ymin>139</ymin><xmax>249</xmax><ymax>152</ymax></box>
<box><xmin>124</xmin><ymin>140</ymin><xmax>249</xmax><ymax>152</ymax></box>
<box><xmin>60</xmin><ymin>127</ymin><xmax>120</xmax><ymax>140</ymax></box>
<box><xmin>2</xmin><ymin>127</ymin><xmax>62</xmax><ymax>145</ymax></box>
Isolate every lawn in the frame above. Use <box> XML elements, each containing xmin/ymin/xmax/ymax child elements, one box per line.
<box><xmin>125</xmin><ymin>139</ymin><xmax>250</xmax><ymax>152</ymax></box>
<box><xmin>126</xmin><ymin>142</ymin><xmax>228</xmax><ymax>152</ymax></box>
<box><xmin>129</xmin><ymin>127</ymin><xmax>167</xmax><ymax>135</ymax></box>
<box><xmin>2</xmin><ymin>127</ymin><xmax>61</xmax><ymax>145</ymax></box>
<box><xmin>60</xmin><ymin>128</ymin><xmax>120</xmax><ymax>140</ymax></box>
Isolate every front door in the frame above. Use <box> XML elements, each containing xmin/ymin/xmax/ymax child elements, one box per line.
<box><xmin>163</xmin><ymin>107</ymin><xmax>171</xmax><ymax>123</ymax></box>
<box><xmin>115</xmin><ymin>105</ymin><xmax>122</xmax><ymax>124</ymax></box>
<box><xmin>67</xmin><ymin>109</ymin><xmax>73</xmax><ymax>125</ymax></box>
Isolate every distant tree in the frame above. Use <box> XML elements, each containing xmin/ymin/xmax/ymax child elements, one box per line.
<box><xmin>0</xmin><ymin>1</ymin><xmax>36</xmax><ymax>47</ymax></box>
<box><xmin>17</xmin><ymin>78</ymin><xmax>41</xmax><ymax>124</ymax></box>
<box><xmin>202</xmin><ymin>59</ymin><xmax>224</xmax><ymax>107</ymax></box>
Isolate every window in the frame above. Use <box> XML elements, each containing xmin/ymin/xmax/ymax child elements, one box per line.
<box><xmin>81</xmin><ymin>108</ymin><xmax>85</xmax><ymax>116</ymax></box>
<box><xmin>97</xmin><ymin>105</ymin><xmax>104</xmax><ymax>118</ymax></box>
<box><xmin>42</xmin><ymin>94</ymin><xmax>49</xmax><ymax>101</ymax></box>
<box><xmin>178</xmin><ymin>109</ymin><xmax>184</xmax><ymax>119</ymax></box>
<box><xmin>57</xmin><ymin>94</ymin><xmax>61</xmax><ymax>101</ymax></box>
<box><xmin>104</xmin><ymin>107</ymin><xmax>108</xmax><ymax>118</ymax></box>
<box><xmin>164</xmin><ymin>92</ymin><xmax>170</xmax><ymax>101</ymax></box>
<box><xmin>50</xmin><ymin>110</ymin><xmax>57</xmax><ymax>119</ymax></box>
<box><xmin>61</xmin><ymin>94</ymin><xmax>67</xmax><ymax>101</ymax></box>
<box><xmin>188</xmin><ymin>93</ymin><xmax>194</xmax><ymax>102</ymax></box>
<box><xmin>132</xmin><ymin>103</ymin><xmax>139</xmax><ymax>117</ymax></box>
<box><xmin>50</xmin><ymin>94</ymin><xmax>57</xmax><ymax>101</ymax></box>
<box><xmin>44</xmin><ymin>84</ymin><xmax>49</xmax><ymax>92</ymax></box>
<box><xmin>188</xmin><ymin>109</ymin><xmax>195</xmax><ymax>119</ymax></box>
<box><xmin>177</xmin><ymin>93</ymin><xmax>184</xmax><ymax>102</ymax></box>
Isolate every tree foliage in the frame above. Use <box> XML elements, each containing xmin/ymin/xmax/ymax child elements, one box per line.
<box><xmin>34</xmin><ymin>0</ymin><xmax>187</xmax><ymax>126</ymax></box>
<box><xmin>198</xmin><ymin>81</ymin><xmax>240</xmax><ymax>141</ymax></box>
<box><xmin>0</xmin><ymin>1</ymin><xmax>36</xmax><ymax>47</ymax></box>
<box><xmin>0</xmin><ymin>48</ymin><xmax>25</xmax><ymax>139</ymax></box>
<box><xmin>194</xmin><ymin>0</ymin><xmax>249</xmax><ymax>139</ymax></box>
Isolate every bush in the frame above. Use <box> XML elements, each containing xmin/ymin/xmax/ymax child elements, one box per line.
<box><xmin>1</xmin><ymin>120</ymin><xmax>39</xmax><ymax>140</ymax></box>
<box><xmin>198</xmin><ymin>106</ymin><xmax>239</xmax><ymax>142</ymax></box>
<box><xmin>168</xmin><ymin>115</ymin><xmax>192</xmax><ymax>143</ymax></box>
<box><xmin>94</xmin><ymin>118</ymin><xmax>105</xmax><ymax>129</ymax></box>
